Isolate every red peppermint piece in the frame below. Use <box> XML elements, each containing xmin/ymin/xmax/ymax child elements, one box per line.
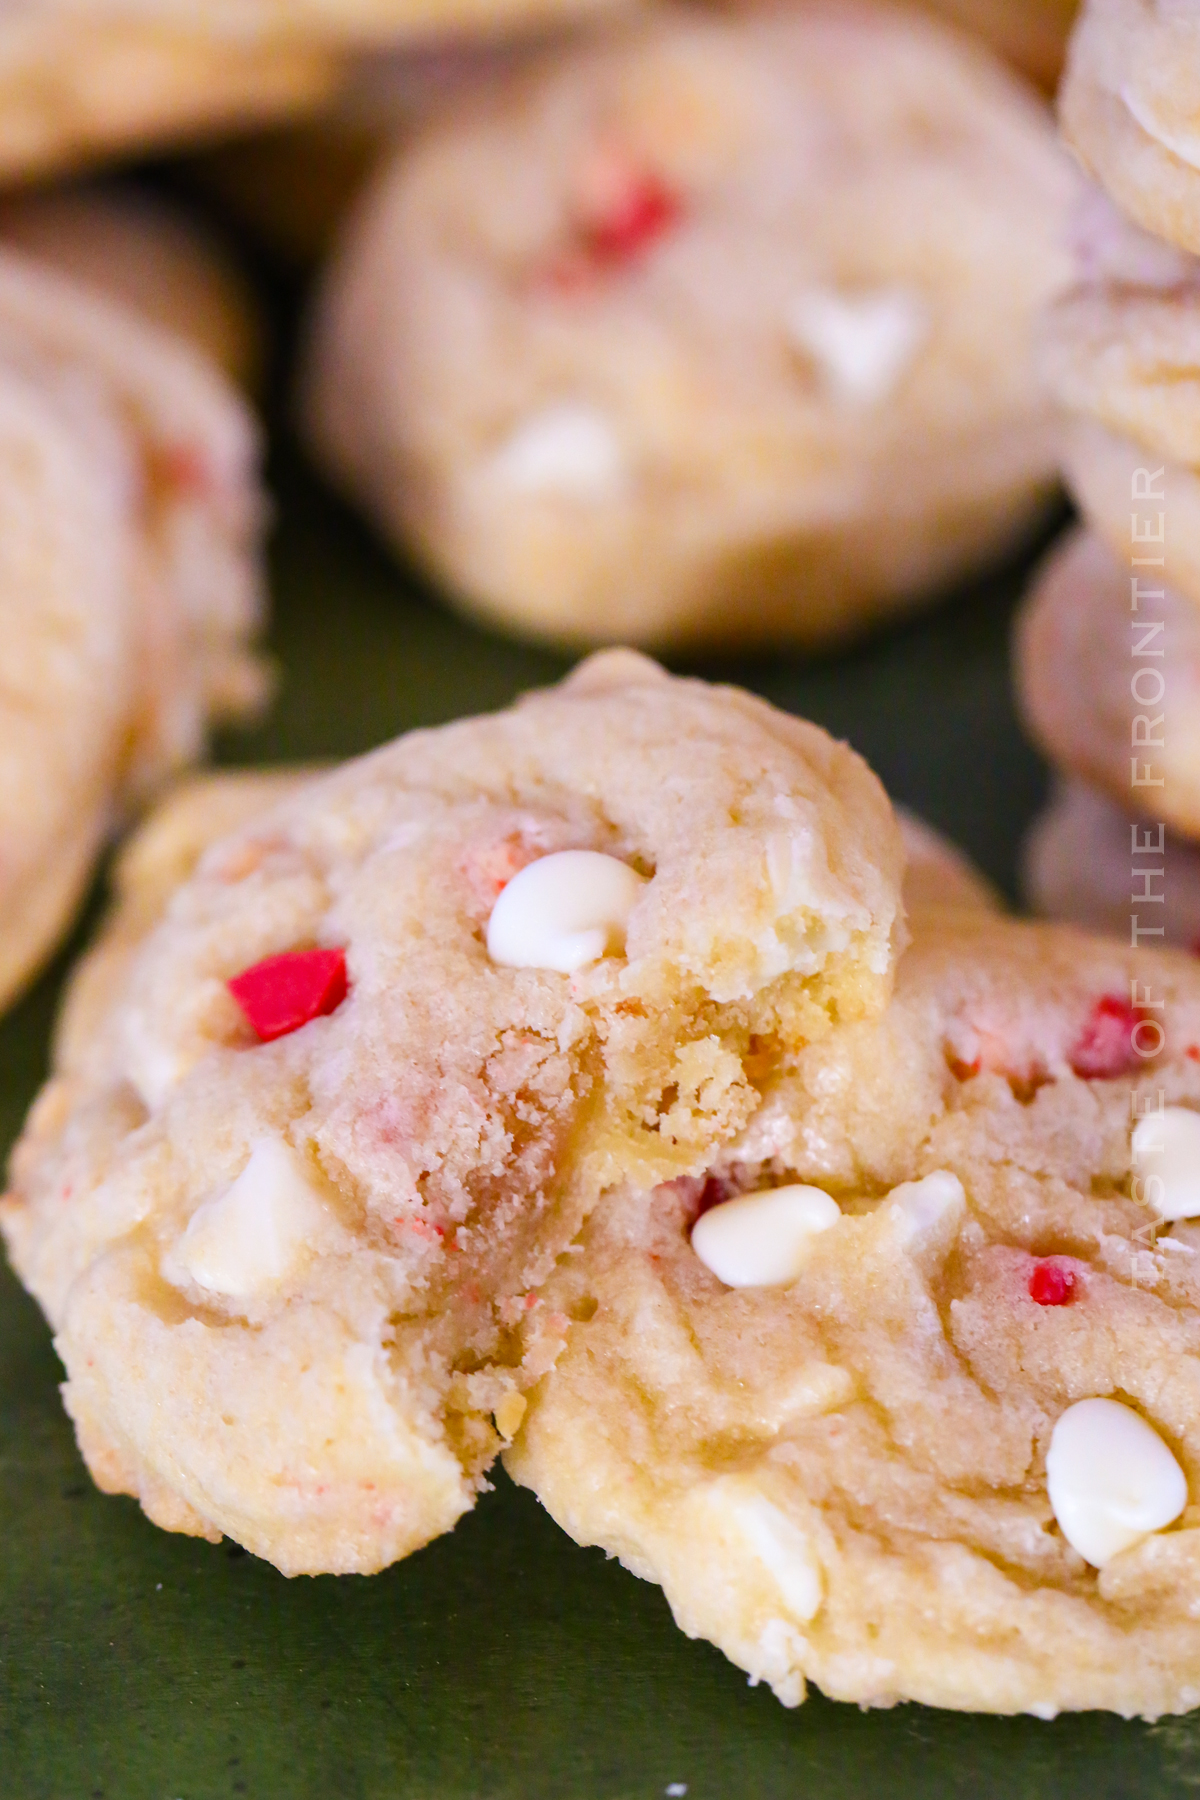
<box><xmin>228</xmin><ymin>947</ymin><xmax>348</xmax><ymax>1043</ymax></box>
<box><xmin>1028</xmin><ymin>1261</ymin><xmax>1077</xmax><ymax>1307</ymax></box>
<box><xmin>584</xmin><ymin>170</ymin><xmax>681</xmax><ymax>264</ymax></box>
<box><xmin>1068</xmin><ymin>994</ymin><xmax>1147</xmax><ymax>1080</ymax></box>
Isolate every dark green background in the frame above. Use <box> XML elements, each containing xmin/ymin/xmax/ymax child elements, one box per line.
<box><xmin>3</xmin><ymin>422</ymin><xmax>1192</xmax><ymax>1796</ymax></box>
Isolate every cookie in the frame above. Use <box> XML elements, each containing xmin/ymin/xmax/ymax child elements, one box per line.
<box><xmin>1060</xmin><ymin>0</ymin><xmax>1200</xmax><ymax>259</ymax></box>
<box><xmin>0</xmin><ymin>358</ymin><xmax>135</xmax><ymax>1013</ymax></box>
<box><xmin>1015</xmin><ymin>528</ymin><xmax>1200</xmax><ymax>841</ymax></box>
<box><xmin>0</xmin><ymin>243</ymin><xmax>269</xmax><ymax>799</ymax></box>
<box><xmin>0</xmin><ymin>652</ymin><xmax>904</xmax><ymax>1574</ymax></box>
<box><xmin>1025</xmin><ymin>777</ymin><xmax>1200</xmax><ymax>952</ymax></box>
<box><xmin>0</xmin><ymin>185</ymin><xmax>265</xmax><ymax>394</ymax></box>
<box><xmin>301</xmin><ymin>4</ymin><xmax>1073</xmax><ymax>651</ymax></box>
<box><xmin>507</xmin><ymin>907</ymin><xmax>1200</xmax><ymax>1716</ymax></box>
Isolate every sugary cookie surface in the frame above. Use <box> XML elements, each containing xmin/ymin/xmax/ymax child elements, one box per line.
<box><xmin>303</xmin><ymin>2</ymin><xmax>1073</xmax><ymax>650</ymax></box>
<box><xmin>507</xmin><ymin>910</ymin><xmax>1200</xmax><ymax>1717</ymax></box>
<box><xmin>1061</xmin><ymin>0</ymin><xmax>1200</xmax><ymax>257</ymax></box>
<box><xmin>0</xmin><ymin>652</ymin><xmax>902</xmax><ymax>1575</ymax></box>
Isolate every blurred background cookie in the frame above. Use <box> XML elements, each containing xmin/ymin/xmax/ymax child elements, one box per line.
<box><xmin>1015</xmin><ymin>528</ymin><xmax>1200</xmax><ymax>842</ymax></box>
<box><xmin>1024</xmin><ymin>777</ymin><xmax>1200</xmax><ymax>951</ymax></box>
<box><xmin>0</xmin><ymin>359</ymin><xmax>135</xmax><ymax>1012</ymax></box>
<box><xmin>1060</xmin><ymin>0</ymin><xmax>1200</xmax><ymax>259</ymax></box>
<box><xmin>0</xmin><ymin>246</ymin><xmax>270</xmax><ymax>798</ymax></box>
<box><xmin>0</xmin><ymin>183</ymin><xmax>266</xmax><ymax>393</ymax></box>
<box><xmin>300</xmin><ymin>3</ymin><xmax>1075</xmax><ymax>652</ymax></box>
<box><xmin>0</xmin><ymin>1</ymin><xmax>636</xmax><ymax>190</ymax></box>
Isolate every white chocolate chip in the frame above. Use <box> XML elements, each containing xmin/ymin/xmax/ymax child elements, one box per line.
<box><xmin>690</xmin><ymin>1183</ymin><xmax>840</xmax><ymax>1288</ymax></box>
<box><xmin>1046</xmin><ymin>1397</ymin><xmax>1187</xmax><ymax>1569</ymax></box>
<box><xmin>487</xmin><ymin>403</ymin><xmax>626</xmax><ymax>501</ymax></box>
<box><xmin>486</xmin><ymin>849</ymin><xmax>646</xmax><ymax>974</ymax></box>
<box><xmin>167</xmin><ymin>1136</ymin><xmax>325</xmax><ymax>1300</ymax></box>
<box><xmin>881</xmin><ymin>1169</ymin><xmax>966</xmax><ymax>1244</ymax></box>
<box><xmin>1131</xmin><ymin>1105</ymin><xmax>1200</xmax><ymax>1221</ymax></box>
<box><xmin>1121</xmin><ymin>81</ymin><xmax>1200</xmax><ymax>174</ymax></box>
<box><xmin>784</xmin><ymin>286</ymin><xmax>928</xmax><ymax>406</ymax></box>
<box><xmin>685</xmin><ymin>1476</ymin><xmax>822</xmax><ymax>1622</ymax></box>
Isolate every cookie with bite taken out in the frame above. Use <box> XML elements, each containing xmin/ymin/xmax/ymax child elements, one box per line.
<box><xmin>0</xmin><ymin>652</ymin><xmax>903</xmax><ymax>1574</ymax></box>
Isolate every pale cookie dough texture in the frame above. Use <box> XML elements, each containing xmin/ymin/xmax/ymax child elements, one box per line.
<box><xmin>0</xmin><ymin>654</ymin><xmax>904</xmax><ymax>1575</ymax></box>
<box><xmin>507</xmin><ymin>909</ymin><xmax>1200</xmax><ymax>1717</ymax></box>
<box><xmin>1015</xmin><ymin>529</ymin><xmax>1200</xmax><ymax>841</ymax></box>
<box><xmin>301</xmin><ymin>3</ymin><xmax>1075</xmax><ymax>651</ymax></box>
<box><xmin>1060</xmin><ymin>0</ymin><xmax>1200</xmax><ymax>259</ymax></box>
<box><xmin>0</xmin><ymin>0</ymin><xmax>630</xmax><ymax>186</ymax></box>
<box><xmin>1025</xmin><ymin>778</ymin><xmax>1200</xmax><ymax>951</ymax></box>
<box><xmin>0</xmin><ymin>184</ymin><xmax>266</xmax><ymax>394</ymax></box>
<box><xmin>55</xmin><ymin>767</ymin><xmax>323</xmax><ymax>1080</ymax></box>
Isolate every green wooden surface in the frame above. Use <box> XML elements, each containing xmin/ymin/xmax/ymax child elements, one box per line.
<box><xmin>4</xmin><ymin>449</ymin><xmax>1197</xmax><ymax>1798</ymax></box>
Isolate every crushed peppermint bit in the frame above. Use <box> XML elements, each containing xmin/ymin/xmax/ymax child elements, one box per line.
<box><xmin>150</xmin><ymin>440</ymin><xmax>213</xmax><ymax>499</ymax></box>
<box><xmin>1069</xmin><ymin>994</ymin><xmax>1147</xmax><ymax>1080</ymax></box>
<box><xmin>583</xmin><ymin>168</ymin><xmax>680</xmax><ymax>263</ymax></box>
<box><xmin>1029</xmin><ymin>1261</ymin><xmax>1076</xmax><ymax>1306</ymax></box>
<box><xmin>228</xmin><ymin>947</ymin><xmax>348</xmax><ymax>1043</ymax></box>
<box><xmin>535</xmin><ymin>153</ymin><xmax>682</xmax><ymax>292</ymax></box>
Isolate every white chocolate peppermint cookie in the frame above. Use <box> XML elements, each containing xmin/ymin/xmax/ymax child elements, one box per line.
<box><xmin>1025</xmin><ymin>778</ymin><xmax>1200</xmax><ymax>952</ymax></box>
<box><xmin>0</xmin><ymin>242</ymin><xmax>269</xmax><ymax>798</ymax></box>
<box><xmin>302</xmin><ymin>4</ymin><xmax>1073</xmax><ymax>651</ymax></box>
<box><xmin>507</xmin><ymin>909</ymin><xmax>1200</xmax><ymax>1717</ymax></box>
<box><xmin>1015</xmin><ymin>529</ymin><xmax>1200</xmax><ymax>841</ymax></box>
<box><xmin>1060</xmin><ymin>0</ymin><xmax>1200</xmax><ymax>259</ymax></box>
<box><xmin>1</xmin><ymin>653</ymin><xmax>903</xmax><ymax>1574</ymax></box>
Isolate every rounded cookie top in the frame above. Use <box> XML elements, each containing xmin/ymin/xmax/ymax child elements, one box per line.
<box><xmin>2</xmin><ymin>653</ymin><xmax>903</xmax><ymax>1575</ymax></box>
<box><xmin>506</xmin><ymin>909</ymin><xmax>1200</xmax><ymax>1718</ymax></box>
<box><xmin>302</xmin><ymin>3</ymin><xmax>1073</xmax><ymax>650</ymax></box>
<box><xmin>1060</xmin><ymin>0</ymin><xmax>1200</xmax><ymax>258</ymax></box>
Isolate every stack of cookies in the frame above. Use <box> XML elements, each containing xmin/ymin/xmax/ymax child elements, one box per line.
<box><xmin>1019</xmin><ymin>0</ymin><xmax>1200</xmax><ymax>950</ymax></box>
<box><xmin>13</xmin><ymin>657</ymin><xmax>1200</xmax><ymax>1717</ymax></box>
